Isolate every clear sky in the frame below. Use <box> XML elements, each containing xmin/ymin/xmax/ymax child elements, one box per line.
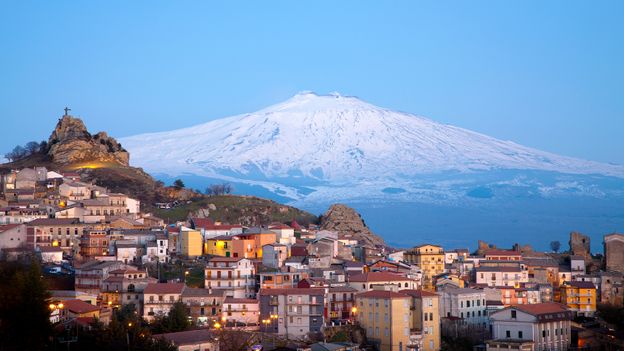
<box><xmin>1</xmin><ymin>1</ymin><xmax>623</xmax><ymax>164</ymax></box>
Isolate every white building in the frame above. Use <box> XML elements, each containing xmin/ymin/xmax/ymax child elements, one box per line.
<box><xmin>222</xmin><ymin>297</ymin><xmax>260</xmax><ymax>325</ymax></box>
<box><xmin>143</xmin><ymin>283</ymin><xmax>185</xmax><ymax>321</ymax></box>
<box><xmin>269</xmin><ymin>224</ymin><xmax>296</xmax><ymax>245</ymax></box>
<box><xmin>487</xmin><ymin>303</ymin><xmax>572</xmax><ymax>351</ymax></box>
<box><xmin>205</xmin><ymin>257</ymin><xmax>255</xmax><ymax>298</ymax></box>
<box><xmin>476</xmin><ymin>266</ymin><xmax>528</xmax><ymax>287</ymax></box>
<box><xmin>439</xmin><ymin>286</ymin><xmax>488</xmax><ymax>326</ymax></box>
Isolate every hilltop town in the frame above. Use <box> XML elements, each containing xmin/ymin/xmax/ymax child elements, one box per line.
<box><xmin>1</xmin><ymin>115</ymin><xmax>623</xmax><ymax>351</ymax></box>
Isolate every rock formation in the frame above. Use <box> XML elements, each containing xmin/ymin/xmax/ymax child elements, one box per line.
<box><xmin>46</xmin><ymin>115</ymin><xmax>129</xmax><ymax>165</ymax></box>
<box><xmin>569</xmin><ymin>231</ymin><xmax>591</xmax><ymax>259</ymax></box>
<box><xmin>320</xmin><ymin>204</ymin><xmax>385</xmax><ymax>247</ymax></box>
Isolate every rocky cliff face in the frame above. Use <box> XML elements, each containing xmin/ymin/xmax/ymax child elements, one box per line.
<box><xmin>320</xmin><ymin>204</ymin><xmax>385</xmax><ymax>247</ymax></box>
<box><xmin>47</xmin><ymin>115</ymin><xmax>129</xmax><ymax>165</ymax></box>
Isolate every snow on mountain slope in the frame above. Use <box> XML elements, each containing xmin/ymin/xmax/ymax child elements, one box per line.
<box><xmin>121</xmin><ymin>92</ymin><xmax>624</xmax><ymax>183</ymax></box>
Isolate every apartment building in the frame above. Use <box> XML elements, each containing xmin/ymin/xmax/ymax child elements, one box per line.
<box><xmin>438</xmin><ymin>286</ymin><xmax>487</xmax><ymax>326</ymax></box>
<box><xmin>143</xmin><ymin>283</ymin><xmax>185</xmax><ymax>322</ymax></box>
<box><xmin>258</xmin><ymin>288</ymin><xmax>325</xmax><ymax>338</ymax></box>
<box><xmin>74</xmin><ymin>260</ymin><xmax>127</xmax><ymax>295</ymax></box>
<box><xmin>559</xmin><ymin>281</ymin><xmax>596</xmax><ymax>317</ymax></box>
<box><xmin>487</xmin><ymin>303</ymin><xmax>572</xmax><ymax>351</ymax></box>
<box><xmin>404</xmin><ymin>244</ymin><xmax>445</xmax><ymax>290</ymax></box>
<box><xmin>204</xmin><ymin>257</ymin><xmax>255</xmax><ymax>298</ymax></box>
<box><xmin>355</xmin><ymin>290</ymin><xmax>412</xmax><ymax>351</ymax></box>
<box><xmin>348</xmin><ymin>272</ymin><xmax>419</xmax><ymax>293</ymax></box>
<box><xmin>475</xmin><ymin>266</ymin><xmax>528</xmax><ymax>288</ymax></box>
<box><xmin>101</xmin><ymin>268</ymin><xmax>156</xmax><ymax>310</ymax></box>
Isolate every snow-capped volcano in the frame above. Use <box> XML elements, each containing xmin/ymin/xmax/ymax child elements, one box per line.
<box><xmin>122</xmin><ymin>91</ymin><xmax>623</xmax><ymax>184</ymax></box>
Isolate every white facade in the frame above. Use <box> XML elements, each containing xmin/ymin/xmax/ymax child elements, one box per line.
<box><xmin>476</xmin><ymin>268</ymin><xmax>528</xmax><ymax>287</ymax></box>
<box><xmin>205</xmin><ymin>258</ymin><xmax>255</xmax><ymax>298</ymax></box>
<box><xmin>439</xmin><ymin>287</ymin><xmax>488</xmax><ymax>325</ymax></box>
<box><xmin>488</xmin><ymin>305</ymin><xmax>571</xmax><ymax>351</ymax></box>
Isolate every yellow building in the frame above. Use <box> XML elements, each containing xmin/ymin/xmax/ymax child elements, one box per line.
<box><xmin>404</xmin><ymin>244</ymin><xmax>445</xmax><ymax>291</ymax></box>
<box><xmin>401</xmin><ymin>289</ymin><xmax>441</xmax><ymax>351</ymax></box>
<box><xmin>205</xmin><ymin>235</ymin><xmax>233</xmax><ymax>257</ymax></box>
<box><xmin>355</xmin><ymin>290</ymin><xmax>412</xmax><ymax>351</ymax></box>
<box><xmin>560</xmin><ymin>281</ymin><xmax>596</xmax><ymax>317</ymax></box>
<box><xmin>179</xmin><ymin>229</ymin><xmax>203</xmax><ymax>258</ymax></box>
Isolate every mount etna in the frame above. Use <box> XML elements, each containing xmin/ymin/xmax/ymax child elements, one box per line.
<box><xmin>121</xmin><ymin>92</ymin><xmax>624</xmax><ymax>250</ymax></box>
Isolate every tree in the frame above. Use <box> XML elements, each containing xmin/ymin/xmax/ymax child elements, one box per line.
<box><xmin>0</xmin><ymin>260</ymin><xmax>52</xmax><ymax>350</ymax></box>
<box><xmin>150</xmin><ymin>301</ymin><xmax>190</xmax><ymax>333</ymax></box>
<box><xmin>173</xmin><ymin>179</ymin><xmax>185</xmax><ymax>189</ymax></box>
<box><xmin>550</xmin><ymin>240</ymin><xmax>561</xmax><ymax>253</ymax></box>
<box><xmin>205</xmin><ymin>183</ymin><xmax>233</xmax><ymax>196</ymax></box>
<box><xmin>25</xmin><ymin>141</ymin><xmax>41</xmax><ymax>154</ymax></box>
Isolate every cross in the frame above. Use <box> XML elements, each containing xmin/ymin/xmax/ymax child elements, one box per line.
<box><xmin>64</xmin><ymin>107</ymin><xmax>71</xmax><ymax>116</ymax></box>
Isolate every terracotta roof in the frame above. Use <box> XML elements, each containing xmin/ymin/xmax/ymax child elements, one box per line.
<box><xmin>566</xmin><ymin>281</ymin><xmax>596</xmax><ymax>289</ymax></box>
<box><xmin>191</xmin><ymin>217</ymin><xmax>214</xmax><ymax>228</ymax></box>
<box><xmin>154</xmin><ymin>329</ymin><xmax>217</xmax><ymax>346</ymax></box>
<box><xmin>63</xmin><ymin>299</ymin><xmax>100</xmax><ymax>314</ymax></box>
<box><xmin>348</xmin><ymin>272</ymin><xmax>410</xmax><ymax>283</ymax></box>
<box><xmin>356</xmin><ymin>290</ymin><xmax>409</xmax><ymax>299</ymax></box>
<box><xmin>144</xmin><ymin>283</ymin><xmax>185</xmax><ymax>295</ymax></box>
<box><xmin>182</xmin><ymin>287</ymin><xmax>216</xmax><ymax>298</ymax></box>
<box><xmin>27</xmin><ymin>218</ymin><xmax>81</xmax><ymax>226</ymax></box>
<box><xmin>399</xmin><ymin>289</ymin><xmax>438</xmax><ymax>298</ymax></box>
<box><xmin>269</xmin><ymin>223</ymin><xmax>292</xmax><ymax>230</ymax></box>
<box><xmin>259</xmin><ymin>288</ymin><xmax>325</xmax><ymax>296</ymax></box>
<box><xmin>207</xmin><ymin>257</ymin><xmax>245</xmax><ymax>263</ymax></box>
<box><xmin>512</xmin><ymin>303</ymin><xmax>569</xmax><ymax>317</ymax></box>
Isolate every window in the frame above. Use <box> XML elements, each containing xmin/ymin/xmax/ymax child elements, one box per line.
<box><xmin>518</xmin><ymin>331</ymin><xmax>523</xmax><ymax>338</ymax></box>
<box><xmin>511</xmin><ymin>310</ymin><xmax>516</xmax><ymax>319</ymax></box>
<box><xmin>466</xmin><ymin>301</ymin><xmax>470</xmax><ymax>307</ymax></box>
<box><xmin>506</xmin><ymin>330</ymin><xmax>510</xmax><ymax>338</ymax></box>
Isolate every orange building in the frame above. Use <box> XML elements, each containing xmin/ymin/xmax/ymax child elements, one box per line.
<box><xmin>231</xmin><ymin>232</ymin><xmax>276</xmax><ymax>259</ymax></box>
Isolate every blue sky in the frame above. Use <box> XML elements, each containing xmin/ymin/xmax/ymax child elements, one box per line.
<box><xmin>1</xmin><ymin>1</ymin><xmax>623</xmax><ymax>164</ymax></box>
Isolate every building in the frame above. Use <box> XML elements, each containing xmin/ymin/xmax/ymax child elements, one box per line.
<box><xmin>326</xmin><ymin>286</ymin><xmax>358</xmax><ymax>323</ymax></box>
<box><xmin>79</xmin><ymin>230</ymin><xmax>109</xmax><ymax>258</ymax></box>
<box><xmin>259</xmin><ymin>287</ymin><xmax>325</xmax><ymax>338</ymax></box>
<box><xmin>604</xmin><ymin>233</ymin><xmax>624</xmax><ymax>273</ymax></box>
<box><xmin>258</xmin><ymin>268</ymin><xmax>308</xmax><ymax>289</ymax></box>
<box><xmin>354</xmin><ymin>290</ymin><xmax>412</xmax><ymax>351</ymax></box>
<box><xmin>404</xmin><ymin>244</ymin><xmax>445</xmax><ymax>290</ymax></box>
<box><xmin>153</xmin><ymin>329</ymin><xmax>219</xmax><ymax>351</ymax></box>
<box><xmin>438</xmin><ymin>286</ymin><xmax>487</xmax><ymax>325</ymax></box>
<box><xmin>231</xmin><ymin>231</ymin><xmax>277</xmax><ymax>259</ymax></box>
<box><xmin>39</xmin><ymin>246</ymin><xmax>64</xmax><ymax>263</ymax></box>
<box><xmin>475</xmin><ymin>266</ymin><xmax>528</xmax><ymax>288</ymax></box>
<box><xmin>559</xmin><ymin>281</ymin><xmax>596</xmax><ymax>317</ymax></box>
<box><xmin>74</xmin><ymin>260</ymin><xmax>127</xmax><ymax>295</ymax></box>
<box><xmin>204</xmin><ymin>257</ymin><xmax>255</xmax><ymax>298</ymax></box>
<box><xmin>347</xmin><ymin>272</ymin><xmax>419</xmax><ymax>292</ymax></box>
<box><xmin>101</xmin><ymin>268</ymin><xmax>156</xmax><ymax>310</ymax></box>
<box><xmin>269</xmin><ymin>223</ymin><xmax>296</xmax><ymax>245</ymax></box>
<box><xmin>181</xmin><ymin>288</ymin><xmax>225</xmax><ymax>325</ymax></box>
<box><xmin>484</xmin><ymin>250</ymin><xmax>522</xmax><ymax>261</ymax></box>
<box><xmin>222</xmin><ymin>297</ymin><xmax>260</xmax><ymax>325</ymax></box>
<box><xmin>487</xmin><ymin>303</ymin><xmax>572</xmax><ymax>351</ymax></box>
<box><xmin>0</xmin><ymin>224</ymin><xmax>27</xmax><ymax>254</ymax></box>
<box><xmin>26</xmin><ymin>218</ymin><xmax>86</xmax><ymax>253</ymax></box>
<box><xmin>143</xmin><ymin>283</ymin><xmax>185</xmax><ymax>321</ymax></box>
<box><xmin>179</xmin><ymin>228</ymin><xmax>202</xmax><ymax>258</ymax></box>
<box><xmin>205</xmin><ymin>235</ymin><xmax>233</xmax><ymax>257</ymax></box>
<box><xmin>401</xmin><ymin>289</ymin><xmax>441</xmax><ymax>351</ymax></box>
<box><xmin>262</xmin><ymin>243</ymin><xmax>289</xmax><ymax>268</ymax></box>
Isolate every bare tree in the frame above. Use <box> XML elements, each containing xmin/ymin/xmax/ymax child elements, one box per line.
<box><xmin>550</xmin><ymin>240</ymin><xmax>561</xmax><ymax>253</ymax></box>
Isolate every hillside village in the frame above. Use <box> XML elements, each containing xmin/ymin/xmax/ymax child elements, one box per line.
<box><xmin>0</xmin><ymin>114</ymin><xmax>623</xmax><ymax>351</ymax></box>
<box><xmin>1</xmin><ymin>162</ymin><xmax>624</xmax><ymax>351</ymax></box>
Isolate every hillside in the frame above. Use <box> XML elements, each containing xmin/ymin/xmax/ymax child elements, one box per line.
<box><xmin>151</xmin><ymin>195</ymin><xmax>319</xmax><ymax>226</ymax></box>
<box><xmin>0</xmin><ymin>113</ymin><xmax>193</xmax><ymax>205</ymax></box>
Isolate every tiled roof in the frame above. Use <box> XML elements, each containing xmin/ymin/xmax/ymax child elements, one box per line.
<box><xmin>27</xmin><ymin>218</ymin><xmax>81</xmax><ymax>226</ymax></box>
<box><xmin>63</xmin><ymin>299</ymin><xmax>100</xmax><ymax>314</ymax></box>
<box><xmin>0</xmin><ymin>224</ymin><xmax>22</xmax><ymax>232</ymax></box>
<box><xmin>144</xmin><ymin>283</ymin><xmax>185</xmax><ymax>295</ymax></box>
<box><xmin>348</xmin><ymin>272</ymin><xmax>410</xmax><ymax>282</ymax></box>
<box><xmin>399</xmin><ymin>289</ymin><xmax>438</xmax><ymax>298</ymax></box>
<box><xmin>258</xmin><ymin>288</ymin><xmax>325</xmax><ymax>296</ymax></box>
<box><xmin>154</xmin><ymin>329</ymin><xmax>217</xmax><ymax>346</ymax></box>
<box><xmin>512</xmin><ymin>302</ymin><xmax>569</xmax><ymax>316</ymax></box>
<box><xmin>356</xmin><ymin>290</ymin><xmax>409</xmax><ymax>299</ymax></box>
<box><xmin>565</xmin><ymin>281</ymin><xmax>596</xmax><ymax>289</ymax></box>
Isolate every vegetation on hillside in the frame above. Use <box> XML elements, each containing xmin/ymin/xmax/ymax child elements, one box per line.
<box><xmin>151</xmin><ymin>194</ymin><xmax>318</xmax><ymax>226</ymax></box>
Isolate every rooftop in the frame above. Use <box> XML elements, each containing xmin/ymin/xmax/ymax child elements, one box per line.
<box><xmin>144</xmin><ymin>283</ymin><xmax>185</xmax><ymax>295</ymax></box>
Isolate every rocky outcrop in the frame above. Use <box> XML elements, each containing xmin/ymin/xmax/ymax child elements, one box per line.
<box><xmin>46</xmin><ymin>115</ymin><xmax>129</xmax><ymax>165</ymax></box>
<box><xmin>320</xmin><ymin>204</ymin><xmax>385</xmax><ymax>247</ymax></box>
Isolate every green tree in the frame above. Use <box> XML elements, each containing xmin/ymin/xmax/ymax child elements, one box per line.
<box><xmin>0</xmin><ymin>260</ymin><xmax>52</xmax><ymax>350</ymax></box>
<box><xmin>173</xmin><ymin>179</ymin><xmax>185</xmax><ymax>189</ymax></box>
<box><xmin>150</xmin><ymin>301</ymin><xmax>190</xmax><ymax>333</ymax></box>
